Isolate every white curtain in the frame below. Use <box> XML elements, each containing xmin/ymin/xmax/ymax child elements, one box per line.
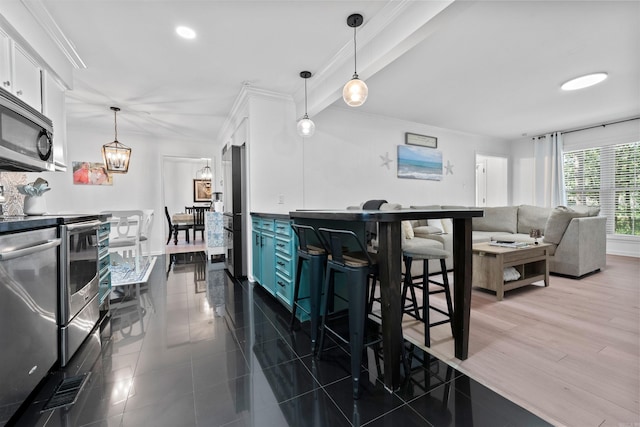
<box><xmin>534</xmin><ymin>132</ymin><xmax>566</xmax><ymax>207</ymax></box>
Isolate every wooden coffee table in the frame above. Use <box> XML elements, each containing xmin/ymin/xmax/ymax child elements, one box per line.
<box><xmin>472</xmin><ymin>242</ymin><xmax>550</xmax><ymax>300</ymax></box>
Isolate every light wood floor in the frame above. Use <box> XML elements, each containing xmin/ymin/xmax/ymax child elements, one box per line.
<box><xmin>391</xmin><ymin>255</ymin><xmax>639</xmax><ymax>427</ymax></box>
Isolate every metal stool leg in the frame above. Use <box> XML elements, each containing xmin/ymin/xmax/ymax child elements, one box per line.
<box><xmin>347</xmin><ymin>268</ymin><xmax>368</xmax><ymax>399</ymax></box>
<box><xmin>289</xmin><ymin>256</ymin><xmax>305</xmax><ymax>330</ymax></box>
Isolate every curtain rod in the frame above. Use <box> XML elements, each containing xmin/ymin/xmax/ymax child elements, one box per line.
<box><xmin>531</xmin><ymin>116</ymin><xmax>640</xmax><ymax>140</ymax></box>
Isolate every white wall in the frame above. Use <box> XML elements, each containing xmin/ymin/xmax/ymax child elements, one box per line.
<box><xmin>29</xmin><ymin>124</ymin><xmax>219</xmax><ymax>255</ymax></box>
<box><xmin>302</xmin><ymin>106</ymin><xmax>511</xmax><ymax>208</ymax></box>
<box><xmin>247</xmin><ymin>95</ymin><xmax>303</xmax><ymax>214</ymax></box>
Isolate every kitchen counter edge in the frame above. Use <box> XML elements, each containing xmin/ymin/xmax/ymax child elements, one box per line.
<box><xmin>0</xmin><ymin>214</ymin><xmax>111</xmax><ymax>234</ymax></box>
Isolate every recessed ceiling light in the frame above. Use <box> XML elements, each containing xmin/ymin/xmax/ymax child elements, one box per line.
<box><xmin>176</xmin><ymin>26</ymin><xmax>196</xmax><ymax>39</ymax></box>
<box><xmin>561</xmin><ymin>72</ymin><xmax>608</xmax><ymax>91</ymax></box>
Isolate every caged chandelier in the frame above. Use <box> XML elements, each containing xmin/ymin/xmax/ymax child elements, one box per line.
<box><xmin>297</xmin><ymin>71</ymin><xmax>315</xmax><ymax>137</ymax></box>
<box><xmin>343</xmin><ymin>13</ymin><xmax>368</xmax><ymax>107</ymax></box>
<box><xmin>101</xmin><ymin>107</ymin><xmax>131</xmax><ymax>173</ymax></box>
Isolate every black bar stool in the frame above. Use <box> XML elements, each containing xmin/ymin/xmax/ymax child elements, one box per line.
<box><xmin>316</xmin><ymin>227</ymin><xmax>380</xmax><ymax>399</ymax></box>
<box><xmin>402</xmin><ymin>246</ymin><xmax>454</xmax><ymax>347</ymax></box>
<box><xmin>289</xmin><ymin>224</ymin><xmax>327</xmax><ymax>354</ymax></box>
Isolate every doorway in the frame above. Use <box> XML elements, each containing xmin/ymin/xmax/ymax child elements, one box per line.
<box><xmin>475</xmin><ymin>154</ymin><xmax>508</xmax><ymax>207</ymax></box>
<box><xmin>162</xmin><ymin>156</ymin><xmax>213</xmax><ymax>248</ymax></box>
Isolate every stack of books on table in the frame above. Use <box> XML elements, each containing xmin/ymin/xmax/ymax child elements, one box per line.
<box><xmin>489</xmin><ymin>241</ymin><xmax>529</xmax><ymax>248</ymax></box>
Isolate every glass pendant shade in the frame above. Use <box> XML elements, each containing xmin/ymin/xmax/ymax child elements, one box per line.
<box><xmin>297</xmin><ymin>70</ymin><xmax>315</xmax><ymax>138</ymax></box>
<box><xmin>343</xmin><ymin>75</ymin><xmax>368</xmax><ymax>107</ymax></box>
<box><xmin>343</xmin><ymin>14</ymin><xmax>367</xmax><ymax>107</ymax></box>
<box><xmin>297</xmin><ymin>114</ymin><xmax>315</xmax><ymax>137</ymax></box>
<box><xmin>199</xmin><ymin>161</ymin><xmax>212</xmax><ymax>179</ymax></box>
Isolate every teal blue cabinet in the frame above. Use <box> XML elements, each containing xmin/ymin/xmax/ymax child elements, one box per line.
<box><xmin>252</xmin><ymin>218</ymin><xmax>262</xmax><ymax>284</ymax></box>
<box><xmin>252</xmin><ymin>217</ymin><xmax>276</xmax><ymax>295</ymax></box>
<box><xmin>97</xmin><ymin>220</ymin><xmax>111</xmax><ymax>307</ymax></box>
<box><xmin>252</xmin><ymin>215</ymin><xmax>298</xmax><ymax>309</ymax></box>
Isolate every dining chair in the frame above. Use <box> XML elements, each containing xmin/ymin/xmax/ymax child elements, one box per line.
<box><xmin>164</xmin><ymin>206</ymin><xmax>190</xmax><ymax>244</ymax></box>
<box><xmin>192</xmin><ymin>206</ymin><xmax>207</xmax><ymax>242</ymax></box>
<box><xmin>139</xmin><ymin>209</ymin><xmax>154</xmax><ymax>255</ymax></box>
<box><xmin>102</xmin><ymin>210</ymin><xmax>144</xmax><ymax>272</ymax></box>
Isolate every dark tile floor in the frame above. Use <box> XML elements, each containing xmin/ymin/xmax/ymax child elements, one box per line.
<box><xmin>10</xmin><ymin>252</ymin><xmax>551</xmax><ymax>427</ymax></box>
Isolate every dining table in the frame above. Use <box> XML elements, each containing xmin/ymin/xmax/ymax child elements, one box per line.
<box><xmin>290</xmin><ymin>207</ymin><xmax>484</xmax><ymax>393</ymax></box>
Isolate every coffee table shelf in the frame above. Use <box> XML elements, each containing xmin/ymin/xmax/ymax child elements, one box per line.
<box><xmin>472</xmin><ymin>242</ymin><xmax>550</xmax><ymax>300</ymax></box>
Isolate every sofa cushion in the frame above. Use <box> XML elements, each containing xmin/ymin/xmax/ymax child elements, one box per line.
<box><xmin>380</xmin><ymin>203</ymin><xmax>402</xmax><ymax>211</ymax></box>
<box><xmin>410</xmin><ymin>205</ymin><xmax>442</xmax><ymax>210</ymax></box>
<box><xmin>473</xmin><ymin>206</ymin><xmax>518</xmax><ymax>234</ymax></box>
<box><xmin>427</xmin><ymin>219</ymin><xmax>444</xmax><ymax>232</ymax></box>
<box><xmin>543</xmin><ymin>206</ymin><xmax>587</xmax><ymax>244</ymax></box>
<box><xmin>569</xmin><ymin>205</ymin><xmax>601</xmax><ymax>216</ymax></box>
<box><xmin>517</xmin><ymin>205</ymin><xmax>552</xmax><ymax>234</ymax></box>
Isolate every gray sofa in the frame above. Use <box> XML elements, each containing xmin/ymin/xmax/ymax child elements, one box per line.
<box><xmin>407</xmin><ymin>204</ymin><xmax>606</xmax><ymax>278</ymax></box>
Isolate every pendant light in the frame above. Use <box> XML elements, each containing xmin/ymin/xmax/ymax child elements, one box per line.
<box><xmin>199</xmin><ymin>159</ymin><xmax>212</xmax><ymax>179</ymax></box>
<box><xmin>297</xmin><ymin>71</ymin><xmax>315</xmax><ymax>137</ymax></box>
<box><xmin>343</xmin><ymin>13</ymin><xmax>368</xmax><ymax>107</ymax></box>
<box><xmin>101</xmin><ymin>107</ymin><xmax>131</xmax><ymax>173</ymax></box>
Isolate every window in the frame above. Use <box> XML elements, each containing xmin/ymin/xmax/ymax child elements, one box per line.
<box><xmin>563</xmin><ymin>141</ymin><xmax>640</xmax><ymax>236</ymax></box>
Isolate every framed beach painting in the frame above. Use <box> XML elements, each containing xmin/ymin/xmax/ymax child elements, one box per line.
<box><xmin>397</xmin><ymin>145</ymin><xmax>443</xmax><ymax>181</ymax></box>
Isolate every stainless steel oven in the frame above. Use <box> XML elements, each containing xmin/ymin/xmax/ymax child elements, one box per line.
<box><xmin>58</xmin><ymin>220</ymin><xmax>101</xmax><ymax>367</ymax></box>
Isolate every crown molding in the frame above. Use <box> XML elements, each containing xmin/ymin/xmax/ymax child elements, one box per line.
<box><xmin>217</xmin><ymin>85</ymin><xmax>293</xmax><ymax>143</ymax></box>
<box><xmin>20</xmin><ymin>0</ymin><xmax>86</xmax><ymax>69</ymax></box>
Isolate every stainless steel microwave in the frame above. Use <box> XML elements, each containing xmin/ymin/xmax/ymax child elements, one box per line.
<box><xmin>0</xmin><ymin>88</ymin><xmax>55</xmax><ymax>172</ymax></box>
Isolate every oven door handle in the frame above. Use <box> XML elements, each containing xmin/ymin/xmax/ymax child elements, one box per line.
<box><xmin>0</xmin><ymin>238</ymin><xmax>61</xmax><ymax>261</ymax></box>
<box><xmin>64</xmin><ymin>220</ymin><xmax>102</xmax><ymax>232</ymax></box>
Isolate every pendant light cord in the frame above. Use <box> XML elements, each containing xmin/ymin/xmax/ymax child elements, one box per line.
<box><xmin>304</xmin><ymin>77</ymin><xmax>308</xmax><ymax>116</ymax></box>
<box><xmin>113</xmin><ymin>109</ymin><xmax>118</xmax><ymax>142</ymax></box>
<box><xmin>353</xmin><ymin>25</ymin><xmax>358</xmax><ymax>77</ymax></box>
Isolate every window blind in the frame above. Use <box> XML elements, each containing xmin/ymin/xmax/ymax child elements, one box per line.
<box><xmin>563</xmin><ymin>142</ymin><xmax>639</xmax><ymax>236</ymax></box>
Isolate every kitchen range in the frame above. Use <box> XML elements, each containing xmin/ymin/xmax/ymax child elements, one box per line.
<box><xmin>0</xmin><ymin>213</ymin><xmax>109</xmax><ymax>426</ymax></box>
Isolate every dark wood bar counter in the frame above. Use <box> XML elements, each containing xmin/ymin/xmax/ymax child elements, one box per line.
<box><xmin>290</xmin><ymin>208</ymin><xmax>484</xmax><ymax>392</ymax></box>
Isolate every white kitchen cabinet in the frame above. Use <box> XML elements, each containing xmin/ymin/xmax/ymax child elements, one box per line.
<box><xmin>44</xmin><ymin>71</ymin><xmax>67</xmax><ymax>170</ymax></box>
<box><xmin>0</xmin><ymin>28</ymin><xmax>10</xmax><ymax>92</ymax></box>
<box><xmin>0</xmin><ymin>25</ymin><xmax>43</xmax><ymax>112</ymax></box>
<box><xmin>13</xmin><ymin>44</ymin><xmax>42</xmax><ymax>111</ymax></box>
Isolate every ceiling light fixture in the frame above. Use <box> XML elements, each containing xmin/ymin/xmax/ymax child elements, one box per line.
<box><xmin>561</xmin><ymin>72</ymin><xmax>608</xmax><ymax>91</ymax></box>
<box><xmin>176</xmin><ymin>26</ymin><xmax>196</xmax><ymax>39</ymax></box>
<box><xmin>297</xmin><ymin>71</ymin><xmax>315</xmax><ymax>138</ymax></box>
<box><xmin>343</xmin><ymin>13</ymin><xmax>368</xmax><ymax>107</ymax></box>
<box><xmin>102</xmin><ymin>107</ymin><xmax>131</xmax><ymax>174</ymax></box>
<box><xmin>199</xmin><ymin>160</ymin><xmax>212</xmax><ymax>180</ymax></box>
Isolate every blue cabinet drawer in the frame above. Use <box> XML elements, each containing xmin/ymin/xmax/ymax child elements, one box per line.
<box><xmin>275</xmin><ymin>253</ymin><xmax>293</xmax><ymax>278</ymax></box>
<box><xmin>275</xmin><ymin>272</ymin><xmax>292</xmax><ymax>305</ymax></box>
<box><xmin>275</xmin><ymin>220</ymin><xmax>292</xmax><ymax>237</ymax></box>
<box><xmin>275</xmin><ymin>236</ymin><xmax>292</xmax><ymax>255</ymax></box>
<box><xmin>261</xmin><ymin>219</ymin><xmax>275</xmax><ymax>232</ymax></box>
<box><xmin>252</xmin><ymin>218</ymin><xmax>261</xmax><ymax>230</ymax></box>
<box><xmin>98</xmin><ymin>255</ymin><xmax>110</xmax><ymax>272</ymax></box>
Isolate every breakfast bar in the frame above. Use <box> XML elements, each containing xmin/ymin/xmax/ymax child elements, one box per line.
<box><xmin>290</xmin><ymin>208</ymin><xmax>483</xmax><ymax>392</ymax></box>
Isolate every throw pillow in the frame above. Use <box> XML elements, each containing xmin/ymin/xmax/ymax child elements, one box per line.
<box><xmin>402</xmin><ymin>221</ymin><xmax>414</xmax><ymax>239</ymax></box>
<box><xmin>427</xmin><ymin>219</ymin><xmax>444</xmax><ymax>232</ymax></box>
<box><xmin>543</xmin><ymin>206</ymin><xmax>587</xmax><ymax>245</ymax></box>
<box><xmin>442</xmin><ymin>218</ymin><xmax>453</xmax><ymax>234</ymax></box>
